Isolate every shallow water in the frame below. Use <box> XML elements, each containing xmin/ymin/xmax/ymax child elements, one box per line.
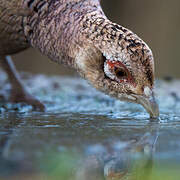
<box><xmin>0</xmin><ymin>74</ymin><xmax>180</xmax><ymax>179</ymax></box>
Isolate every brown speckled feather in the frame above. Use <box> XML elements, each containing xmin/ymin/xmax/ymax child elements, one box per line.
<box><xmin>0</xmin><ymin>0</ymin><xmax>31</xmax><ymax>55</ymax></box>
<box><xmin>0</xmin><ymin>0</ymin><xmax>159</xmax><ymax>117</ymax></box>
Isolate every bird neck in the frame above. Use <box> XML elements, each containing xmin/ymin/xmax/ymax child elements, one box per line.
<box><xmin>22</xmin><ymin>0</ymin><xmax>104</xmax><ymax>68</ymax></box>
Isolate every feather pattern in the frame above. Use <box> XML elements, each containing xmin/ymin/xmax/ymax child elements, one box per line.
<box><xmin>0</xmin><ymin>0</ymin><xmax>159</xmax><ymax>117</ymax></box>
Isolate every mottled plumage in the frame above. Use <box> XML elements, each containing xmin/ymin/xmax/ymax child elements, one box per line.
<box><xmin>0</xmin><ymin>0</ymin><xmax>159</xmax><ymax>117</ymax></box>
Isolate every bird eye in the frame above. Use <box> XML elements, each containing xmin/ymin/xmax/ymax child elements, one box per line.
<box><xmin>114</xmin><ymin>67</ymin><xmax>127</xmax><ymax>79</ymax></box>
<box><xmin>104</xmin><ymin>60</ymin><xmax>132</xmax><ymax>83</ymax></box>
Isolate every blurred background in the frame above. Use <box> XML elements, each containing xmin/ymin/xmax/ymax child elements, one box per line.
<box><xmin>12</xmin><ymin>0</ymin><xmax>180</xmax><ymax>78</ymax></box>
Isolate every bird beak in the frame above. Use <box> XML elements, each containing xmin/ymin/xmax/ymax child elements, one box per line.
<box><xmin>132</xmin><ymin>90</ymin><xmax>159</xmax><ymax>118</ymax></box>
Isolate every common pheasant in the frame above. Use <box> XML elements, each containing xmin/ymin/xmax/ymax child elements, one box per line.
<box><xmin>0</xmin><ymin>0</ymin><xmax>159</xmax><ymax>117</ymax></box>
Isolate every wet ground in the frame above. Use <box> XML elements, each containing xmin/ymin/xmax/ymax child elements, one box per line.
<box><xmin>0</xmin><ymin>71</ymin><xmax>180</xmax><ymax>180</ymax></box>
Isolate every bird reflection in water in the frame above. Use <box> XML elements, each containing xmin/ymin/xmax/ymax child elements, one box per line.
<box><xmin>75</xmin><ymin>127</ymin><xmax>159</xmax><ymax>180</ymax></box>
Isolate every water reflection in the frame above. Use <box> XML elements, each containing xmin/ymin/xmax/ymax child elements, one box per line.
<box><xmin>0</xmin><ymin>112</ymin><xmax>161</xmax><ymax>180</ymax></box>
<box><xmin>75</xmin><ymin>127</ymin><xmax>159</xmax><ymax>180</ymax></box>
<box><xmin>0</xmin><ymin>114</ymin><xmax>23</xmax><ymax>176</ymax></box>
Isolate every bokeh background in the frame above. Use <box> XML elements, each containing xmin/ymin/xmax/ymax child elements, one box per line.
<box><xmin>12</xmin><ymin>0</ymin><xmax>180</xmax><ymax>78</ymax></box>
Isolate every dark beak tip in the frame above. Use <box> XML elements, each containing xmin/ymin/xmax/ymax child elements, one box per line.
<box><xmin>149</xmin><ymin>110</ymin><xmax>159</xmax><ymax>119</ymax></box>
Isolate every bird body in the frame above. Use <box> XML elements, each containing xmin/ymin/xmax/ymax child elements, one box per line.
<box><xmin>0</xmin><ymin>0</ymin><xmax>29</xmax><ymax>55</ymax></box>
<box><xmin>0</xmin><ymin>0</ymin><xmax>159</xmax><ymax>117</ymax></box>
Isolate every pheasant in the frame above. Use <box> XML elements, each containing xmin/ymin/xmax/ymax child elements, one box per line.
<box><xmin>0</xmin><ymin>0</ymin><xmax>159</xmax><ymax>117</ymax></box>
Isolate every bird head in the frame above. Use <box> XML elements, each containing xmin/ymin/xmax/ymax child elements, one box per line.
<box><xmin>102</xmin><ymin>51</ymin><xmax>159</xmax><ymax>118</ymax></box>
<box><xmin>76</xmin><ymin>19</ymin><xmax>159</xmax><ymax>118</ymax></box>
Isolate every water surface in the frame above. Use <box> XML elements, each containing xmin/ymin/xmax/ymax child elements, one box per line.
<box><xmin>0</xmin><ymin>74</ymin><xmax>180</xmax><ymax>179</ymax></box>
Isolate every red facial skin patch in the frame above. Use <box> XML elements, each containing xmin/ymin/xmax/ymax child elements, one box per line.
<box><xmin>106</xmin><ymin>60</ymin><xmax>135</xmax><ymax>86</ymax></box>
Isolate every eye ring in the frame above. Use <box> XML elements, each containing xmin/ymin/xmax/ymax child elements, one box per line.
<box><xmin>104</xmin><ymin>60</ymin><xmax>133</xmax><ymax>83</ymax></box>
